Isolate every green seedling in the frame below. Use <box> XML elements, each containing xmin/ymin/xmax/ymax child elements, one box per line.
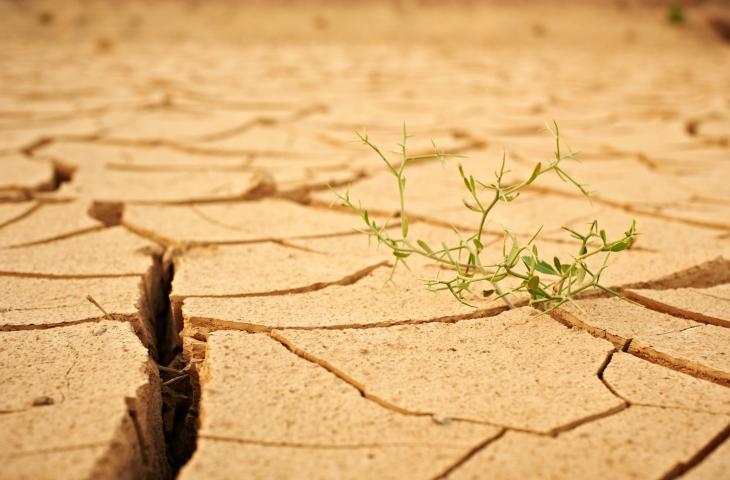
<box><xmin>668</xmin><ymin>3</ymin><xmax>685</xmax><ymax>24</ymax></box>
<box><xmin>334</xmin><ymin>123</ymin><xmax>638</xmax><ymax>314</ymax></box>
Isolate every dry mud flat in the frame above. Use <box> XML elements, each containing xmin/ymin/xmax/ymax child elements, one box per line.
<box><xmin>2</xmin><ymin>1</ymin><xmax>730</xmax><ymax>479</ymax></box>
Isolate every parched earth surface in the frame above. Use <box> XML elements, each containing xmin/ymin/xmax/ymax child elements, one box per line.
<box><xmin>1</xmin><ymin>1</ymin><xmax>730</xmax><ymax>479</ymax></box>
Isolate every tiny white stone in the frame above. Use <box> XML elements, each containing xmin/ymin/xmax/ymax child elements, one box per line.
<box><xmin>92</xmin><ymin>325</ymin><xmax>107</xmax><ymax>336</ymax></box>
<box><xmin>432</xmin><ymin>415</ymin><xmax>451</xmax><ymax>425</ymax></box>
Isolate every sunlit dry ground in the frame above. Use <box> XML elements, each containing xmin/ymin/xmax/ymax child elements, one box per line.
<box><xmin>1</xmin><ymin>1</ymin><xmax>730</xmax><ymax>478</ymax></box>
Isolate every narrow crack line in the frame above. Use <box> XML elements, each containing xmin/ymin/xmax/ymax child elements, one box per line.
<box><xmin>697</xmin><ymin>135</ymin><xmax>730</xmax><ymax>150</ymax></box>
<box><xmin>6</xmin><ymin>225</ymin><xmax>107</xmax><ymax>249</ymax></box>
<box><xmin>596</xmin><ymin>348</ymin><xmax>630</xmax><ymax>402</ymax></box>
<box><xmin>186</xmin><ymin>205</ymin><xmax>371</xmax><ymax>245</ymax></box>
<box><xmin>92</xmin><ymin>136</ymin><xmax>309</xmax><ymax>159</ymax></box>
<box><xmin>550</xmin><ymin>309</ymin><xmax>730</xmax><ymax>388</ymax></box>
<box><xmin>61</xmin><ymin>339</ymin><xmax>79</xmax><ymax>405</ymax></box>
<box><xmin>0</xmin><ymin>95</ymin><xmax>191</xmax><ymax>125</ymax></box>
<box><xmin>179</xmin><ymin>260</ymin><xmax>390</xmax><ymax>299</ymax></box>
<box><xmin>549</xmin><ymin>309</ymin><xmax>629</xmax><ymax>350</ymax></box>
<box><xmin>623</xmin><ymin>290</ymin><xmax>730</xmax><ymax>329</ymax></box>
<box><xmin>0</xmin><ymin>303</ymin><xmax>85</xmax><ymax>313</ymax></box>
<box><xmin>430</xmin><ymin>429</ymin><xmax>507</xmax><ymax>480</ymax></box>
<box><xmin>188</xmin><ymin>118</ymin><xmax>262</xmax><ymax>143</ymax></box>
<box><xmin>267</xmin><ymin>330</ymin><xmax>466</xmax><ymax>422</ymax></box>
<box><xmin>268</xmin><ymin>239</ymin><xmax>328</xmax><ymax>254</ymax></box>
<box><xmin>0</xmin><ymin>407</ymin><xmax>36</xmax><ymax>415</ymax></box>
<box><xmin>122</xmin><ymin>217</ymin><xmax>372</xmax><ymax>250</ymax></box>
<box><xmin>546</xmin><ymin>403</ymin><xmax>630</xmax><ymax>437</ymax></box>
<box><xmin>80</xmin><ymin>191</ymin><xmax>276</xmax><ymax>207</ymax></box>
<box><xmin>192</xmin><ymin>103</ymin><xmax>327</xmax><ymax>143</ymax></box>
<box><xmin>658</xmin><ymin>421</ymin><xmax>730</xmax><ymax>480</ymax></box>
<box><xmin>188</xmin><ymin>204</ymin><xmax>257</xmax><ymax>233</ymax></box>
<box><xmin>627</xmin><ymin>343</ymin><xmax>730</xmax><ymax>388</ymax></box>
<box><xmin>198</xmin><ymin>435</ymin><xmax>465</xmax><ymax>450</ymax></box>
<box><xmin>526</xmin><ymin>185</ymin><xmax>730</xmax><ymax>232</ymax></box>
<box><xmin>274</xmin><ymin>170</ymin><xmax>369</xmax><ymax>199</ymax></box>
<box><xmin>18</xmin><ymin>137</ymin><xmax>55</xmax><ymax>157</ymax></box>
<box><xmin>266</xmin><ymin>331</ymin><xmax>633</xmax><ymax>439</ymax></box>
<box><xmin>0</xmin><ymin>202</ymin><xmax>41</xmax><ymax>230</ymax></box>
<box><xmin>121</xmin><ymin>221</ymin><xmax>174</xmax><ymax>248</ymax></box>
<box><xmin>184</xmin><ymin>304</ymin><xmax>510</xmax><ymax>336</ymax></box>
<box><xmin>692</xmin><ymin>290</ymin><xmax>730</xmax><ymax>303</ymax></box>
<box><xmin>0</xmin><ymin>314</ymin><xmax>138</xmax><ymax>332</ymax></box>
<box><xmin>631</xmin><ymin>402</ymin><xmax>730</xmax><ymax>417</ymax></box>
<box><xmin>0</xmin><ymin>442</ymin><xmax>111</xmax><ymax>458</ymax></box>
<box><xmin>0</xmin><ymin>271</ymin><xmax>143</xmax><ymax>280</ymax></box>
<box><xmin>104</xmin><ymin>160</ymin><xmax>255</xmax><ymax>173</ymax></box>
<box><xmin>165</xmin><ymin>91</ymin><xmax>307</xmax><ymax>112</ymax></box>
<box><xmin>656</xmin><ymin>325</ymin><xmax>703</xmax><ymax>336</ymax></box>
<box><xmin>21</xmin><ymin>133</ymin><xmax>103</xmax><ymax>157</ymax></box>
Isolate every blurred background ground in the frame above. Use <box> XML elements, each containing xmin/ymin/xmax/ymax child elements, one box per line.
<box><xmin>2</xmin><ymin>1</ymin><xmax>730</xmax><ymax>479</ymax></box>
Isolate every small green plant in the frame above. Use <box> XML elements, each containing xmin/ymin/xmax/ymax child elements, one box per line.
<box><xmin>668</xmin><ymin>3</ymin><xmax>685</xmax><ymax>24</ymax></box>
<box><xmin>334</xmin><ymin>123</ymin><xmax>638</xmax><ymax>313</ymax></box>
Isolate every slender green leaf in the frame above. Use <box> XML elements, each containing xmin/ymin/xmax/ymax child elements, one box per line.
<box><xmin>536</xmin><ymin>260</ymin><xmax>557</xmax><ymax>275</ymax></box>
<box><xmin>553</xmin><ymin>256</ymin><xmax>562</xmax><ymax>272</ymax></box>
<box><xmin>609</xmin><ymin>240</ymin><xmax>630</xmax><ymax>252</ymax></box>
<box><xmin>526</xmin><ymin>162</ymin><xmax>542</xmax><ymax>184</ymax></box>
<box><xmin>506</xmin><ymin>231</ymin><xmax>520</xmax><ymax>266</ymax></box>
<box><xmin>417</xmin><ymin>240</ymin><xmax>433</xmax><ymax>255</ymax></box>
<box><xmin>522</xmin><ymin>255</ymin><xmax>534</xmax><ymax>269</ymax></box>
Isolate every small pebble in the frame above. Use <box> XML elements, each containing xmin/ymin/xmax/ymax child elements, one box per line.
<box><xmin>432</xmin><ymin>415</ymin><xmax>452</xmax><ymax>426</ymax></box>
<box><xmin>92</xmin><ymin>325</ymin><xmax>107</xmax><ymax>336</ymax></box>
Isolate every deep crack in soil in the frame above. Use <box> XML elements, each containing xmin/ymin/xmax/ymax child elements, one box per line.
<box><xmin>152</xmin><ymin>253</ymin><xmax>201</xmax><ymax>475</ymax></box>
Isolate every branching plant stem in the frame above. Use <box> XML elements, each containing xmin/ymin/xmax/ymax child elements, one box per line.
<box><xmin>334</xmin><ymin>122</ymin><xmax>637</xmax><ymax>314</ymax></box>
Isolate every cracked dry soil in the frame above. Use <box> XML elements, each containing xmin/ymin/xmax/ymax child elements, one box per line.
<box><xmin>2</xmin><ymin>1</ymin><xmax>730</xmax><ymax>478</ymax></box>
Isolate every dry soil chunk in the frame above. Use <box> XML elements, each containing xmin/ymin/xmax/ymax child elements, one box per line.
<box><xmin>181</xmin><ymin>331</ymin><xmax>500</xmax><ymax>480</ymax></box>
<box><xmin>631</xmin><ymin>323</ymin><xmax>730</xmax><ymax>386</ymax></box>
<box><xmin>0</xmin><ymin>117</ymin><xmax>103</xmax><ymax>152</ymax></box>
<box><xmin>559</xmin><ymin>297</ymin><xmax>730</xmax><ymax>385</ymax></box>
<box><xmin>52</xmin><ymin>168</ymin><xmax>272</xmax><ymax>204</ymax></box>
<box><xmin>37</xmin><ymin>141</ymin><xmax>252</xmax><ymax>171</ymax></box>
<box><xmin>171</xmin><ymin>235</ymin><xmax>388</xmax><ymax>298</ymax></box>
<box><xmin>0</xmin><ymin>276</ymin><xmax>143</xmax><ymax>325</ymax></box>
<box><xmin>98</xmin><ymin>109</ymin><xmax>265</xmax><ymax>143</ymax></box>
<box><xmin>252</xmin><ymin>158</ymin><xmax>364</xmax><ymax>195</ymax></box>
<box><xmin>0</xmin><ymin>202</ymin><xmax>37</xmax><ymax>228</ymax></box>
<box><xmin>0</xmin><ymin>226</ymin><xmax>157</xmax><ymax>277</ymax></box>
<box><xmin>123</xmin><ymin>199</ymin><xmax>362</xmax><ymax>245</ymax></box>
<box><xmin>627</xmin><ymin>285</ymin><xmax>730</xmax><ymax>328</ymax></box>
<box><xmin>450</xmin><ymin>407</ymin><xmax>729</xmax><ymax>480</ymax></box>
<box><xmin>0</xmin><ymin>201</ymin><xmax>102</xmax><ymax>248</ymax></box>
<box><xmin>181</xmin><ymin>266</ymin><xmax>497</xmax><ymax>333</ymax></box>
<box><xmin>0</xmin><ymin>155</ymin><xmax>54</xmax><ymax>200</ymax></box>
<box><xmin>276</xmin><ymin>308</ymin><xmax>624</xmax><ymax>433</ymax></box>
<box><xmin>558</xmin><ymin>296</ymin><xmax>696</xmax><ymax>345</ymax></box>
<box><xmin>0</xmin><ymin>322</ymin><xmax>168</xmax><ymax>479</ymax></box>
<box><xmin>0</xmin><ymin>275</ymin><xmax>160</xmax><ymax>350</ymax></box>
<box><xmin>182</xmin><ymin>440</ymin><xmax>480</xmax><ymax>480</ymax></box>
<box><xmin>683</xmin><ymin>432</ymin><xmax>730</xmax><ymax>480</ymax></box>
<box><xmin>604</xmin><ymin>352</ymin><xmax>730</xmax><ymax>414</ymax></box>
